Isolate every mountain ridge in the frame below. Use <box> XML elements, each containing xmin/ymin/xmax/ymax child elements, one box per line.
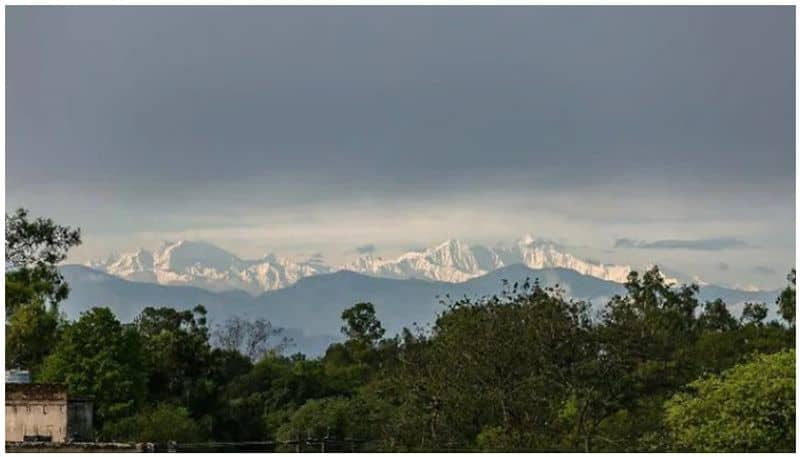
<box><xmin>86</xmin><ymin>236</ymin><xmax>678</xmax><ymax>295</ymax></box>
<box><xmin>59</xmin><ymin>263</ymin><xmax>781</xmax><ymax>355</ymax></box>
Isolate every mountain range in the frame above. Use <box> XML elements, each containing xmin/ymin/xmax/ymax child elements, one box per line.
<box><xmin>69</xmin><ymin>236</ymin><xmax>781</xmax><ymax>355</ymax></box>
<box><xmin>87</xmin><ymin>236</ymin><xmax>649</xmax><ymax>295</ymax></box>
<box><xmin>60</xmin><ymin>262</ymin><xmax>780</xmax><ymax>356</ymax></box>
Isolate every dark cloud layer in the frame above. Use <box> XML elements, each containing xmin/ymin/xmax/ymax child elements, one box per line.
<box><xmin>615</xmin><ymin>237</ymin><xmax>750</xmax><ymax>250</ymax></box>
<box><xmin>7</xmin><ymin>6</ymin><xmax>794</xmax><ymax>201</ymax></box>
<box><xmin>5</xmin><ymin>7</ymin><xmax>795</xmax><ymax>289</ymax></box>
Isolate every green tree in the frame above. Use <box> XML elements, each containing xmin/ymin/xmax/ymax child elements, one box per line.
<box><xmin>698</xmin><ymin>299</ymin><xmax>738</xmax><ymax>332</ymax></box>
<box><xmin>214</xmin><ymin>353</ymin><xmax>336</xmax><ymax>441</ymax></box>
<box><xmin>134</xmin><ymin>305</ymin><xmax>215</xmax><ymax>415</ymax></box>
<box><xmin>777</xmin><ymin>269</ymin><xmax>795</xmax><ymax>326</ymax></box>
<box><xmin>5</xmin><ymin>208</ymin><xmax>81</xmax><ymax>315</ymax></box>
<box><xmin>5</xmin><ymin>301</ymin><xmax>59</xmax><ymax>371</ymax></box>
<box><xmin>341</xmin><ymin>302</ymin><xmax>385</xmax><ymax>347</ymax></box>
<box><xmin>5</xmin><ymin>209</ymin><xmax>80</xmax><ymax>371</ymax></box>
<box><xmin>38</xmin><ymin>307</ymin><xmax>146</xmax><ymax>428</ymax></box>
<box><xmin>740</xmin><ymin>302</ymin><xmax>768</xmax><ymax>326</ymax></box>
<box><xmin>664</xmin><ymin>349</ymin><xmax>795</xmax><ymax>451</ymax></box>
<box><xmin>595</xmin><ymin>267</ymin><xmax>703</xmax><ymax>448</ymax></box>
<box><xmin>276</xmin><ymin>397</ymin><xmax>352</xmax><ymax>448</ymax></box>
<box><xmin>102</xmin><ymin>403</ymin><xmax>204</xmax><ymax>443</ymax></box>
<box><xmin>382</xmin><ymin>280</ymin><xmax>601</xmax><ymax>450</ymax></box>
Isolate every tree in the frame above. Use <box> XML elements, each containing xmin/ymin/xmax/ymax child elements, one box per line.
<box><xmin>596</xmin><ymin>267</ymin><xmax>703</xmax><ymax>447</ymax></box>
<box><xmin>5</xmin><ymin>301</ymin><xmax>60</xmax><ymax>371</ymax></box>
<box><xmin>698</xmin><ymin>299</ymin><xmax>738</xmax><ymax>332</ymax></box>
<box><xmin>383</xmin><ymin>280</ymin><xmax>600</xmax><ymax>450</ymax></box>
<box><xmin>134</xmin><ymin>306</ymin><xmax>215</xmax><ymax>417</ymax></box>
<box><xmin>38</xmin><ymin>307</ymin><xmax>146</xmax><ymax>428</ymax></box>
<box><xmin>214</xmin><ymin>353</ymin><xmax>337</xmax><ymax>442</ymax></box>
<box><xmin>276</xmin><ymin>397</ymin><xmax>352</xmax><ymax>449</ymax></box>
<box><xmin>664</xmin><ymin>349</ymin><xmax>795</xmax><ymax>452</ymax></box>
<box><xmin>740</xmin><ymin>302</ymin><xmax>768</xmax><ymax>326</ymax></box>
<box><xmin>341</xmin><ymin>303</ymin><xmax>385</xmax><ymax>347</ymax></box>
<box><xmin>777</xmin><ymin>269</ymin><xmax>795</xmax><ymax>326</ymax></box>
<box><xmin>102</xmin><ymin>403</ymin><xmax>204</xmax><ymax>443</ymax></box>
<box><xmin>212</xmin><ymin>315</ymin><xmax>288</xmax><ymax>361</ymax></box>
<box><xmin>12</xmin><ymin>258</ymin><xmax>795</xmax><ymax>451</ymax></box>
<box><xmin>5</xmin><ymin>208</ymin><xmax>81</xmax><ymax>315</ymax></box>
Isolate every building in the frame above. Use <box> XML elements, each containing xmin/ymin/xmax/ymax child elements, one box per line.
<box><xmin>5</xmin><ymin>384</ymin><xmax>93</xmax><ymax>443</ymax></box>
<box><xmin>6</xmin><ymin>370</ymin><xmax>31</xmax><ymax>384</ymax></box>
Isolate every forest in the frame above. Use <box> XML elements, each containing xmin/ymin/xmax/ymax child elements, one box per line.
<box><xmin>5</xmin><ymin>208</ymin><xmax>796</xmax><ymax>452</ymax></box>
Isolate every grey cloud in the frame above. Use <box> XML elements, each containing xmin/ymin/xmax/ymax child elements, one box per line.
<box><xmin>7</xmin><ymin>7</ymin><xmax>794</xmax><ymax>200</ymax></box>
<box><xmin>355</xmin><ymin>244</ymin><xmax>376</xmax><ymax>255</ymax></box>
<box><xmin>717</xmin><ymin>262</ymin><xmax>730</xmax><ymax>271</ymax></box>
<box><xmin>5</xmin><ymin>7</ymin><xmax>795</xmax><ymax>289</ymax></box>
<box><xmin>614</xmin><ymin>237</ymin><xmax>750</xmax><ymax>251</ymax></box>
<box><xmin>614</xmin><ymin>239</ymin><xmax>641</xmax><ymax>249</ymax></box>
<box><xmin>754</xmin><ymin>265</ymin><xmax>777</xmax><ymax>276</ymax></box>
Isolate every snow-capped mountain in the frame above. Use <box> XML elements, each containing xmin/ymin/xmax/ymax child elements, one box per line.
<box><xmin>344</xmin><ymin>239</ymin><xmax>495</xmax><ymax>283</ymax></box>
<box><xmin>86</xmin><ymin>236</ymin><xmax>652</xmax><ymax>294</ymax></box>
<box><xmin>59</xmin><ymin>263</ymin><xmax>781</xmax><ymax>355</ymax></box>
<box><xmin>88</xmin><ymin>240</ymin><xmax>333</xmax><ymax>295</ymax></box>
<box><xmin>88</xmin><ymin>249</ymin><xmax>157</xmax><ymax>283</ymax></box>
<box><xmin>343</xmin><ymin>235</ymin><xmax>633</xmax><ymax>284</ymax></box>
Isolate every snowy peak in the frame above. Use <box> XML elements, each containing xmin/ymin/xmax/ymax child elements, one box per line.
<box><xmin>343</xmin><ymin>238</ymin><xmax>494</xmax><ymax>283</ymax></box>
<box><xmin>88</xmin><ymin>241</ymin><xmax>332</xmax><ymax>295</ymax></box>
<box><xmin>154</xmin><ymin>240</ymin><xmax>243</xmax><ymax>272</ymax></box>
<box><xmin>344</xmin><ymin>236</ymin><xmax>632</xmax><ymax>284</ymax></box>
<box><xmin>92</xmin><ymin>248</ymin><xmax>157</xmax><ymax>283</ymax></box>
<box><xmin>87</xmin><ymin>236</ymin><xmax>666</xmax><ymax>294</ymax></box>
<box><xmin>505</xmin><ymin>237</ymin><xmax>632</xmax><ymax>284</ymax></box>
<box><xmin>520</xmin><ymin>233</ymin><xmax>536</xmax><ymax>246</ymax></box>
<box><xmin>426</xmin><ymin>239</ymin><xmax>481</xmax><ymax>270</ymax></box>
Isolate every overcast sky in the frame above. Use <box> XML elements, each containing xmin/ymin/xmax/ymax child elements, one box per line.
<box><xmin>6</xmin><ymin>6</ymin><xmax>795</xmax><ymax>289</ymax></box>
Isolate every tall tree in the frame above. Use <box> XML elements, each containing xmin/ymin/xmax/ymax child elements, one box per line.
<box><xmin>5</xmin><ymin>208</ymin><xmax>80</xmax><ymax>371</ymax></box>
<box><xmin>777</xmin><ymin>269</ymin><xmax>796</xmax><ymax>326</ymax></box>
<box><xmin>212</xmin><ymin>315</ymin><xmax>287</xmax><ymax>362</ymax></box>
<box><xmin>740</xmin><ymin>302</ymin><xmax>768</xmax><ymax>326</ymax></box>
<box><xmin>601</xmin><ymin>267</ymin><xmax>701</xmax><ymax>385</ymax></box>
<box><xmin>382</xmin><ymin>280</ymin><xmax>601</xmax><ymax>450</ymax></box>
<box><xmin>134</xmin><ymin>306</ymin><xmax>216</xmax><ymax>420</ymax></box>
<box><xmin>38</xmin><ymin>307</ymin><xmax>146</xmax><ymax>430</ymax></box>
<box><xmin>5</xmin><ymin>208</ymin><xmax>81</xmax><ymax>315</ymax></box>
<box><xmin>698</xmin><ymin>299</ymin><xmax>738</xmax><ymax>332</ymax></box>
<box><xmin>341</xmin><ymin>302</ymin><xmax>385</xmax><ymax>347</ymax></box>
<box><xmin>5</xmin><ymin>301</ymin><xmax>59</xmax><ymax>371</ymax></box>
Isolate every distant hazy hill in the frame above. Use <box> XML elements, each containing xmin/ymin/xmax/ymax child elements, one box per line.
<box><xmin>59</xmin><ymin>264</ymin><xmax>780</xmax><ymax>355</ymax></box>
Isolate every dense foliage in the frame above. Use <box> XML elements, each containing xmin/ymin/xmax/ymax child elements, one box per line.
<box><xmin>5</xmin><ymin>208</ymin><xmax>81</xmax><ymax>372</ymax></box>
<box><xmin>664</xmin><ymin>349</ymin><xmax>795</xmax><ymax>452</ymax></box>
<box><xmin>6</xmin><ymin>208</ymin><xmax>81</xmax><ymax>316</ymax></box>
<box><xmin>38</xmin><ymin>308</ymin><xmax>147</xmax><ymax>426</ymax></box>
<box><xmin>5</xmin><ymin>209</ymin><xmax>796</xmax><ymax>451</ymax></box>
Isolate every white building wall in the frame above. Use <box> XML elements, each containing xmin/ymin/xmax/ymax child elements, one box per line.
<box><xmin>5</xmin><ymin>401</ymin><xmax>68</xmax><ymax>443</ymax></box>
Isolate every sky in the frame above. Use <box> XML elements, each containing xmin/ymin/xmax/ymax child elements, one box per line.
<box><xmin>6</xmin><ymin>6</ymin><xmax>795</xmax><ymax>289</ymax></box>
